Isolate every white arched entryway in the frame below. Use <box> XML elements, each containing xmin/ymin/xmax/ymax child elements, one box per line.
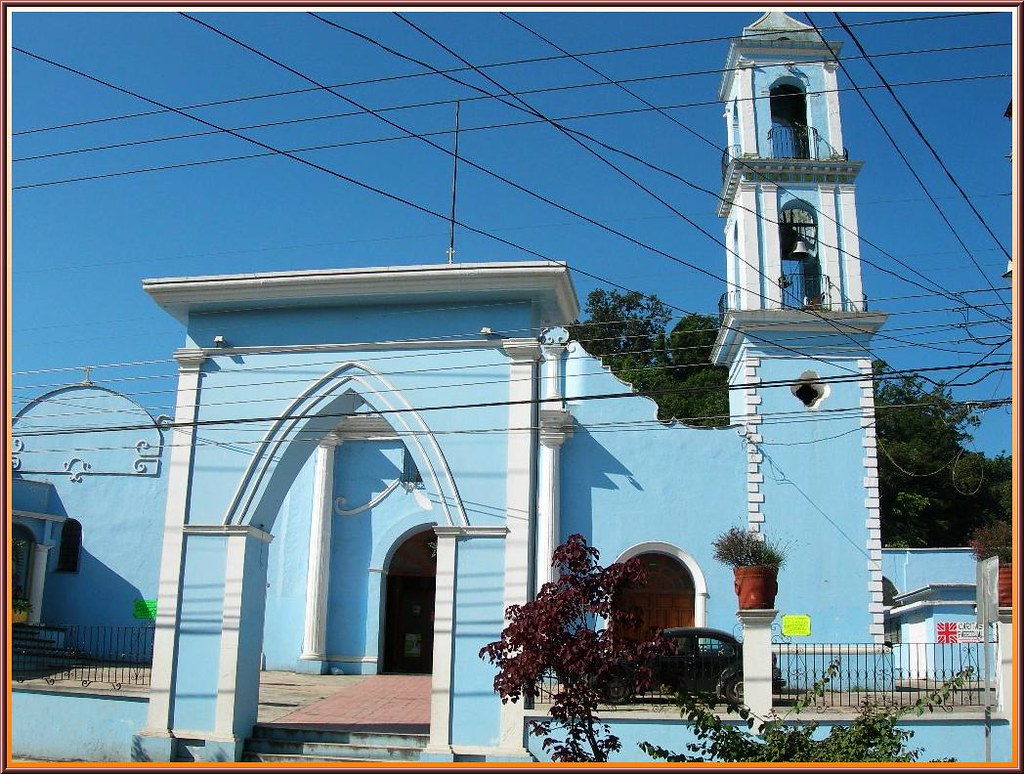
<box><xmin>615</xmin><ymin>541</ymin><xmax>709</xmax><ymax>629</ymax></box>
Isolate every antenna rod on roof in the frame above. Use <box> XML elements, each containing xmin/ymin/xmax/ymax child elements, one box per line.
<box><xmin>446</xmin><ymin>101</ymin><xmax>460</xmax><ymax>265</ymax></box>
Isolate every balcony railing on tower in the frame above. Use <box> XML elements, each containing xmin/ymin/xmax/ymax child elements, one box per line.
<box><xmin>718</xmin><ymin>278</ymin><xmax>868</xmax><ymax>320</ymax></box>
<box><xmin>767</xmin><ymin>125</ymin><xmax>848</xmax><ymax>162</ymax></box>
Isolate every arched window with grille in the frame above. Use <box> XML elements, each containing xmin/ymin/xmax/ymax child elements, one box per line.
<box><xmin>56</xmin><ymin>518</ymin><xmax>82</xmax><ymax>572</ymax></box>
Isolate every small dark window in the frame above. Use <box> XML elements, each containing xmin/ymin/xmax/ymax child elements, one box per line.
<box><xmin>56</xmin><ymin>519</ymin><xmax>82</xmax><ymax>572</ymax></box>
<box><xmin>401</xmin><ymin>449</ymin><xmax>422</xmax><ymax>486</ymax></box>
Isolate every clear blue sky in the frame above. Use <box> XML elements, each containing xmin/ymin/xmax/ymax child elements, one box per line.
<box><xmin>9</xmin><ymin>8</ymin><xmax>1013</xmax><ymax>456</ymax></box>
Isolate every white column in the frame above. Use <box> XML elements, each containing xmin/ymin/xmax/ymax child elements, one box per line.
<box><xmin>301</xmin><ymin>435</ymin><xmax>339</xmax><ymax>662</ymax></box>
<box><xmin>997</xmin><ymin>607</ymin><xmax>1013</xmax><ymax>713</ymax></box>
<box><xmin>759</xmin><ymin>183</ymin><xmax>781</xmax><ymax>308</ymax></box>
<box><xmin>499</xmin><ymin>338</ymin><xmax>540</xmax><ymax>750</ymax></box>
<box><xmin>837</xmin><ymin>184</ymin><xmax>865</xmax><ymax>310</ymax></box>
<box><xmin>737</xmin><ymin>61</ymin><xmax>757</xmax><ymax>157</ymax></box>
<box><xmin>214</xmin><ymin>525</ymin><xmax>274</xmax><ymax>745</ymax></box>
<box><xmin>822</xmin><ymin>60</ymin><xmax>844</xmax><ymax>157</ymax></box>
<box><xmin>536</xmin><ymin>330</ymin><xmax>571</xmax><ymax>592</ymax></box>
<box><xmin>737</xmin><ymin>608</ymin><xmax>777</xmax><ymax>718</ymax></box>
<box><xmin>426</xmin><ymin>527</ymin><xmax>458</xmax><ymax>755</ymax></box>
<box><xmin>143</xmin><ymin>350</ymin><xmax>205</xmax><ymax>737</ymax></box>
<box><xmin>817</xmin><ymin>185</ymin><xmax>840</xmax><ymax>310</ymax></box>
<box><xmin>737</xmin><ymin>183</ymin><xmax>762</xmax><ymax>310</ymax></box>
<box><xmin>28</xmin><ymin>544</ymin><xmax>50</xmax><ymax>625</ymax></box>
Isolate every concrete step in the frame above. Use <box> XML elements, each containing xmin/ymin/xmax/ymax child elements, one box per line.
<box><xmin>250</xmin><ymin>723</ymin><xmax>428</xmax><ymax>748</ymax></box>
<box><xmin>244</xmin><ymin>723</ymin><xmax>429</xmax><ymax>763</ymax></box>
<box><xmin>243</xmin><ymin>740</ymin><xmax>424</xmax><ymax>762</ymax></box>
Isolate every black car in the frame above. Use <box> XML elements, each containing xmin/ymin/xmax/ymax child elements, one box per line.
<box><xmin>605</xmin><ymin>627</ymin><xmax>784</xmax><ymax>704</ymax></box>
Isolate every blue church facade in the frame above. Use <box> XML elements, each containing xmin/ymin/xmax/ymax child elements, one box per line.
<box><xmin>10</xmin><ymin>13</ymin><xmax>1011</xmax><ymax>764</ymax></box>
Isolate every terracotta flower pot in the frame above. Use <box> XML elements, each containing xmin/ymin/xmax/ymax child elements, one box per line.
<box><xmin>12</xmin><ymin>609</ymin><xmax>29</xmax><ymax>624</ymax></box>
<box><xmin>734</xmin><ymin>566</ymin><xmax>779</xmax><ymax>610</ymax></box>
<box><xmin>998</xmin><ymin>564</ymin><xmax>1013</xmax><ymax>608</ymax></box>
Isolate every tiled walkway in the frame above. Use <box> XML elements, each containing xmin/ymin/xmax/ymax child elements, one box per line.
<box><xmin>259</xmin><ymin>672</ymin><xmax>431</xmax><ymax>734</ymax></box>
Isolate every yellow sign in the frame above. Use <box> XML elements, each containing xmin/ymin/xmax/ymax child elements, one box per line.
<box><xmin>782</xmin><ymin>614</ymin><xmax>811</xmax><ymax>637</ymax></box>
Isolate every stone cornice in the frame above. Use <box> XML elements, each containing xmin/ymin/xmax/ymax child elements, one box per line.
<box><xmin>181</xmin><ymin>524</ymin><xmax>274</xmax><ymax>543</ymax></box>
<box><xmin>718</xmin><ymin>158</ymin><xmax>863</xmax><ymax>218</ymax></box>
<box><xmin>144</xmin><ymin>261</ymin><xmax>579</xmax><ymax>327</ymax></box>
<box><xmin>502</xmin><ymin>338</ymin><xmax>542</xmax><ymax>363</ymax></box>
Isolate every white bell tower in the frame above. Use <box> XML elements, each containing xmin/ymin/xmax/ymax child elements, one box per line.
<box><xmin>711</xmin><ymin>13</ymin><xmax>890</xmax><ymax>641</ymax></box>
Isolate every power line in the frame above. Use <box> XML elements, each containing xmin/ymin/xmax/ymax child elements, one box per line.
<box><xmin>10</xmin><ymin>29</ymin><xmax>1007</xmax><ymax>393</ymax></box>
<box><xmin>316</xmin><ymin>12</ymin><xmax>1010</xmax><ymax>333</ymax></box>
<box><xmin>834</xmin><ymin>13</ymin><xmax>1011</xmax><ymax>264</ymax></box>
<box><xmin>12</xmin><ymin>12</ymin><xmax>993</xmax><ymax>137</ymax></box>
<box><xmin>11</xmin><ymin>359</ymin><xmax>1011</xmax><ymax>439</ymax></box>
<box><xmin>13</xmin><ymin>42</ymin><xmax>1008</xmax><ymax>164</ymax></box>
<box><xmin>804</xmin><ymin>12</ymin><xmax>1013</xmax><ymax>322</ymax></box>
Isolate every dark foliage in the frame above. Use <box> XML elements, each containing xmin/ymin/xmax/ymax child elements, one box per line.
<box><xmin>569</xmin><ymin>290</ymin><xmax>729</xmax><ymax>426</ymax></box>
<box><xmin>479</xmin><ymin>534</ymin><xmax>669</xmax><ymax>762</ymax></box>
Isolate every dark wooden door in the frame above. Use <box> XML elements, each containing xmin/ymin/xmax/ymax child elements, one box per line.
<box><xmin>384</xmin><ymin>574</ymin><xmax>435</xmax><ymax>673</ymax></box>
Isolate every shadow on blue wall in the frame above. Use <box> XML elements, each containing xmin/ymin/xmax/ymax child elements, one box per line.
<box><xmin>43</xmin><ymin>548</ymin><xmax>148</xmax><ymax>628</ymax></box>
<box><xmin>560</xmin><ymin>427</ymin><xmax>642</xmax><ymax>545</ymax></box>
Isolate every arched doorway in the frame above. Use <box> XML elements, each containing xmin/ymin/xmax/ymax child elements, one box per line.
<box><xmin>618</xmin><ymin>552</ymin><xmax>696</xmax><ymax>637</ymax></box>
<box><xmin>382</xmin><ymin>530</ymin><xmax>437</xmax><ymax>673</ymax></box>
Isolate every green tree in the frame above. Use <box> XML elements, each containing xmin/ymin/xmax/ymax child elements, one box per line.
<box><xmin>569</xmin><ymin>290</ymin><xmax>728</xmax><ymax>426</ymax></box>
<box><xmin>873</xmin><ymin>361</ymin><xmax>1011</xmax><ymax>547</ymax></box>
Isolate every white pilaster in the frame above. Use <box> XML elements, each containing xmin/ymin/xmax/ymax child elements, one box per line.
<box><xmin>997</xmin><ymin>607</ymin><xmax>1013</xmax><ymax>714</ymax></box>
<box><xmin>759</xmin><ymin>183</ymin><xmax>781</xmax><ymax>308</ymax></box>
<box><xmin>537</xmin><ymin>411</ymin><xmax>573</xmax><ymax>591</ymax></box>
<box><xmin>737</xmin><ymin>183</ymin><xmax>762</xmax><ymax>309</ymax></box>
<box><xmin>499</xmin><ymin>338</ymin><xmax>540</xmax><ymax>750</ymax></box>
<box><xmin>736</xmin><ymin>608</ymin><xmax>777</xmax><ymax>718</ymax></box>
<box><xmin>143</xmin><ymin>350</ymin><xmax>206</xmax><ymax>735</ymax></box>
<box><xmin>817</xmin><ymin>185</ymin><xmax>841</xmax><ymax>310</ymax></box>
<box><xmin>28</xmin><ymin>544</ymin><xmax>50</xmax><ymax>625</ymax></box>
<box><xmin>822</xmin><ymin>60</ymin><xmax>844</xmax><ymax>156</ymax></box>
<box><xmin>426</xmin><ymin>527</ymin><xmax>458</xmax><ymax>755</ymax></box>
<box><xmin>214</xmin><ymin>525</ymin><xmax>274</xmax><ymax>740</ymax></box>
<box><xmin>301</xmin><ymin>435</ymin><xmax>340</xmax><ymax>662</ymax></box>
<box><xmin>737</xmin><ymin>60</ymin><xmax>757</xmax><ymax>156</ymax></box>
<box><xmin>837</xmin><ymin>185</ymin><xmax>865</xmax><ymax>311</ymax></box>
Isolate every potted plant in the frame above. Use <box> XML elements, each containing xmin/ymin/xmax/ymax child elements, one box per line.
<box><xmin>713</xmin><ymin>527</ymin><xmax>788</xmax><ymax>610</ymax></box>
<box><xmin>12</xmin><ymin>597</ymin><xmax>31</xmax><ymax>624</ymax></box>
<box><xmin>969</xmin><ymin>521</ymin><xmax>1013</xmax><ymax>608</ymax></box>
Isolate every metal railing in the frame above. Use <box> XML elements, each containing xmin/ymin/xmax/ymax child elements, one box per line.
<box><xmin>719</xmin><ymin>280</ymin><xmax>867</xmax><ymax>317</ymax></box>
<box><xmin>772</xmin><ymin>642</ymin><xmax>992</xmax><ymax>709</ymax></box>
<box><xmin>12</xmin><ymin>623</ymin><xmax>155</xmax><ymax>691</ymax></box>
<box><xmin>767</xmin><ymin>125</ymin><xmax>848</xmax><ymax>162</ymax></box>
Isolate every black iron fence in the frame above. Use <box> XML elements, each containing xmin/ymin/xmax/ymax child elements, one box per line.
<box><xmin>772</xmin><ymin>642</ymin><xmax>992</xmax><ymax>709</ymax></box>
<box><xmin>534</xmin><ymin>642</ymin><xmax>992</xmax><ymax>710</ymax></box>
<box><xmin>12</xmin><ymin>623</ymin><xmax>155</xmax><ymax>691</ymax></box>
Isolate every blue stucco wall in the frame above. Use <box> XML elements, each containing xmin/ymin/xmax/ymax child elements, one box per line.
<box><xmin>12</xmin><ymin>689</ymin><xmax>148</xmax><ymax>762</ymax></box>
<box><xmin>12</xmin><ymin>386</ymin><xmax>167</xmax><ymax>628</ymax></box>
<box><xmin>524</xmin><ymin>711</ymin><xmax>1013</xmax><ymax>763</ymax></box>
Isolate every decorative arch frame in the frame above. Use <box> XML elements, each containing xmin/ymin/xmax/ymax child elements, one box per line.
<box><xmin>615</xmin><ymin>541</ymin><xmax>709</xmax><ymax>627</ymax></box>
<box><xmin>222</xmin><ymin>361</ymin><xmax>467</xmax><ymax>529</ymax></box>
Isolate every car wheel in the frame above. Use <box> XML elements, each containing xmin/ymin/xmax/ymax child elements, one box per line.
<box><xmin>605</xmin><ymin>676</ymin><xmax>632</xmax><ymax>705</ymax></box>
<box><xmin>723</xmin><ymin>676</ymin><xmax>744</xmax><ymax>704</ymax></box>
